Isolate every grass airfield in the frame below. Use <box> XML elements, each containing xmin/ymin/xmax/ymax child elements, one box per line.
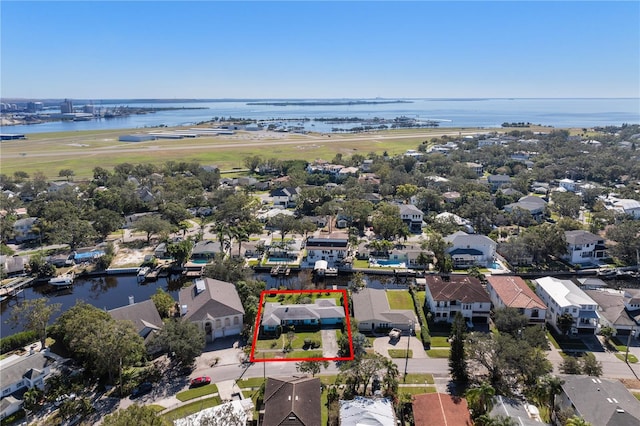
<box><xmin>0</xmin><ymin>125</ymin><xmax>548</xmax><ymax>179</ymax></box>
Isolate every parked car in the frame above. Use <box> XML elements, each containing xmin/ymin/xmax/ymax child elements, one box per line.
<box><xmin>190</xmin><ymin>376</ymin><xmax>211</xmax><ymax>387</ymax></box>
<box><xmin>54</xmin><ymin>393</ymin><xmax>76</xmax><ymax>407</ymax></box>
<box><xmin>130</xmin><ymin>382</ymin><xmax>152</xmax><ymax>398</ymax></box>
<box><xmin>388</xmin><ymin>328</ymin><xmax>402</xmax><ymax>341</ymax></box>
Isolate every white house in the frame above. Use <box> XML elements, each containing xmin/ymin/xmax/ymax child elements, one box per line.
<box><xmin>178</xmin><ymin>278</ymin><xmax>244</xmax><ymax>342</ymax></box>
<box><xmin>602</xmin><ymin>195</ymin><xmax>640</xmax><ymax>219</ymax></box>
<box><xmin>340</xmin><ymin>397</ymin><xmax>396</xmax><ymax>426</ymax></box>
<box><xmin>444</xmin><ymin>231</ymin><xmax>496</xmax><ymax>268</ymax></box>
<box><xmin>558</xmin><ymin>178</ymin><xmax>577</xmax><ymax>192</ymax></box>
<box><xmin>563</xmin><ymin>230</ymin><xmax>607</xmax><ymax>266</ymax></box>
<box><xmin>503</xmin><ymin>195</ymin><xmax>547</xmax><ymax>222</ymax></box>
<box><xmin>270</xmin><ymin>187</ymin><xmax>301</xmax><ymax>208</ymax></box>
<box><xmin>1</xmin><ymin>350</ymin><xmax>59</xmax><ymax>399</ymax></box>
<box><xmin>534</xmin><ymin>276</ymin><xmax>600</xmax><ymax>334</ymax></box>
<box><xmin>304</xmin><ymin>233</ymin><xmax>350</xmax><ymax>268</ymax></box>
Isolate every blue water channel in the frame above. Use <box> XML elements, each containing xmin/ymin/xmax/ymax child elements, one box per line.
<box><xmin>0</xmin><ymin>271</ymin><xmax>404</xmax><ymax>337</ymax></box>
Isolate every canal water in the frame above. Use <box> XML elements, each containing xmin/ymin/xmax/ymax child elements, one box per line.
<box><xmin>0</xmin><ymin>271</ymin><xmax>408</xmax><ymax>337</ymax></box>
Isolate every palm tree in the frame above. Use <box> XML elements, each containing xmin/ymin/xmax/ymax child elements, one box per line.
<box><xmin>382</xmin><ymin>358</ymin><xmax>399</xmax><ymax>397</ymax></box>
<box><xmin>465</xmin><ymin>382</ymin><xmax>496</xmax><ymax>419</ymax></box>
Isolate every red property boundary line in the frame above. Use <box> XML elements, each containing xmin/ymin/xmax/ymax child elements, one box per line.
<box><xmin>249</xmin><ymin>289</ymin><xmax>354</xmax><ymax>363</ymax></box>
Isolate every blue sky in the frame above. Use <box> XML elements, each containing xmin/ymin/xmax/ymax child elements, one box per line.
<box><xmin>2</xmin><ymin>1</ymin><xmax>639</xmax><ymax>99</ymax></box>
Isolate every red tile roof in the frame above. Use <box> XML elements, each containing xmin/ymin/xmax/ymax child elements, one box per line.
<box><xmin>412</xmin><ymin>393</ymin><xmax>473</xmax><ymax>426</ymax></box>
<box><xmin>486</xmin><ymin>275</ymin><xmax>546</xmax><ymax>310</ymax></box>
<box><xmin>424</xmin><ymin>275</ymin><xmax>491</xmax><ymax>303</ymax></box>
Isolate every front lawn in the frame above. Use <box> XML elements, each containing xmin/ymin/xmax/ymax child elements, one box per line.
<box><xmin>426</xmin><ymin>349</ymin><xmax>450</xmax><ymax>358</ymax></box>
<box><xmin>237</xmin><ymin>377</ymin><xmax>266</xmax><ymax>389</ymax></box>
<box><xmin>403</xmin><ymin>373</ymin><xmax>435</xmax><ymax>384</ymax></box>
<box><xmin>176</xmin><ymin>384</ymin><xmax>219</xmax><ymax>402</ymax></box>
<box><xmin>615</xmin><ymin>353</ymin><xmax>639</xmax><ymax>363</ymax></box>
<box><xmin>254</xmin><ymin>331</ymin><xmax>323</xmax><ymax>350</ymax></box>
<box><xmin>397</xmin><ymin>386</ymin><xmax>437</xmax><ymax>395</ymax></box>
<box><xmin>386</xmin><ymin>290</ymin><xmax>414</xmax><ymax>310</ymax></box>
<box><xmin>388</xmin><ymin>349</ymin><xmax>413</xmax><ymax>358</ymax></box>
<box><xmin>429</xmin><ymin>336</ymin><xmax>451</xmax><ymax>347</ymax></box>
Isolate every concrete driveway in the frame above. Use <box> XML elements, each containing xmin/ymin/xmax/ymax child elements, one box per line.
<box><xmin>321</xmin><ymin>329</ymin><xmax>339</xmax><ymax>358</ymax></box>
<box><xmin>372</xmin><ymin>336</ymin><xmax>427</xmax><ymax>359</ymax></box>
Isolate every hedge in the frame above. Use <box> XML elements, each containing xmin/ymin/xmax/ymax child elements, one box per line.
<box><xmin>1</xmin><ymin>330</ymin><xmax>38</xmax><ymax>354</ymax></box>
<box><xmin>409</xmin><ymin>287</ymin><xmax>431</xmax><ymax>349</ymax></box>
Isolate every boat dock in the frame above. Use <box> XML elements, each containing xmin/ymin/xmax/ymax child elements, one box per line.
<box><xmin>270</xmin><ymin>265</ymin><xmax>291</xmax><ymax>276</ymax></box>
<box><xmin>0</xmin><ymin>277</ymin><xmax>34</xmax><ymax>301</ymax></box>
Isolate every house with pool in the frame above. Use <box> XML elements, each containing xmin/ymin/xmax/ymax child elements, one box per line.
<box><xmin>444</xmin><ymin>231</ymin><xmax>497</xmax><ymax>269</ymax></box>
<box><xmin>260</xmin><ymin>299</ymin><xmax>345</xmax><ymax>334</ymax></box>
<box><xmin>303</xmin><ymin>233</ymin><xmax>351</xmax><ymax>269</ymax></box>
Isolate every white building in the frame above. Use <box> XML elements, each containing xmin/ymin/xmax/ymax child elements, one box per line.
<box><xmin>340</xmin><ymin>397</ymin><xmax>395</xmax><ymax>426</ymax></box>
<box><xmin>558</xmin><ymin>178</ymin><xmax>577</xmax><ymax>192</ymax></box>
<box><xmin>563</xmin><ymin>230</ymin><xmax>607</xmax><ymax>266</ymax></box>
<box><xmin>444</xmin><ymin>231</ymin><xmax>496</xmax><ymax>268</ymax></box>
<box><xmin>534</xmin><ymin>276</ymin><xmax>600</xmax><ymax>334</ymax></box>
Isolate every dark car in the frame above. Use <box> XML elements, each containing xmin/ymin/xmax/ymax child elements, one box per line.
<box><xmin>130</xmin><ymin>382</ymin><xmax>152</xmax><ymax>398</ymax></box>
<box><xmin>190</xmin><ymin>376</ymin><xmax>211</xmax><ymax>387</ymax></box>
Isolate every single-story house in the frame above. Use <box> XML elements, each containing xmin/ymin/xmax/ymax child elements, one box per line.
<box><xmin>351</xmin><ymin>288</ymin><xmax>417</xmax><ymax>334</ymax></box>
<box><xmin>191</xmin><ymin>240</ymin><xmax>221</xmax><ymax>262</ymax></box>
<box><xmin>503</xmin><ymin>195</ymin><xmax>547</xmax><ymax>222</ymax></box>
<box><xmin>0</xmin><ymin>396</ymin><xmax>22</xmax><ymax>421</ymax></box>
<box><xmin>261</xmin><ymin>299</ymin><xmax>345</xmax><ymax>332</ymax></box>
<box><xmin>584</xmin><ymin>288</ymin><xmax>639</xmax><ymax>337</ymax></box>
<box><xmin>178</xmin><ymin>278</ymin><xmax>244</xmax><ymax>342</ymax></box>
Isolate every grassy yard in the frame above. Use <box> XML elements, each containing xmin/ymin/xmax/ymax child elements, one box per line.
<box><xmin>615</xmin><ymin>353</ymin><xmax>639</xmax><ymax>363</ymax></box>
<box><xmin>352</xmin><ymin>259</ymin><xmax>369</xmax><ymax>268</ymax></box>
<box><xmin>426</xmin><ymin>349</ymin><xmax>450</xmax><ymax>358</ymax></box>
<box><xmin>415</xmin><ymin>291</ymin><xmax>426</xmax><ymax>310</ymax></box>
<box><xmin>318</xmin><ymin>375</ymin><xmax>338</xmax><ymax>385</ymax></box>
<box><xmin>403</xmin><ymin>373</ymin><xmax>435</xmax><ymax>385</ymax></box>
<box><xmin>162</xmin><ymin>396</ymin><xmax>223</xmax><ymax>422</ymax></box>
<box><xmin>254</xmin><ymin>331</ymin><xmax>323</xmax><ymax>350</ymax></box>
<box><xmin>634</xmin><ymin>392</ymin><xmax>640</xmax><ymax>401</ymax></box>
<box><xmin>176</xmin><ymin>384</ymin><xmax>219</xmax><ymax>402</ymax></box>
<box><xmin>429</xmin><ymin>336</ymin><xmax>451</xmax><ymax>347</ymax></box>
<box><xmin>397</xmin><ymin>386</ymin><xmax>437</xmax><ymax>395</ymax></box>
<box><xmin>386</xmin><ymin>290</ymin><xmax>414</xmax><ymax>310</ymax></box>
<box><xmin>147</xmin><ymin>404</ymin><xmax>166</xmax><ymax>413</ymax></box>
<box><xmin>237</xmin><ymin>377</ymin><xmax>266</xmax><ymax>389</ymax></box>
<box><xmin>388</xmin><ymin>349</ymin><xmax>413</xmax><ymax>358</ymax></box>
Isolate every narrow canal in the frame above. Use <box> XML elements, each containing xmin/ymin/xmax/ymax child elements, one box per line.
<box><xmin>0</xmin><ymin>271</ymin><xmax>409</xmax><ymax>337</ymax></box>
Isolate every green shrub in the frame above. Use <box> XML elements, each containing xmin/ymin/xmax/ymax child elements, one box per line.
<box><xmin>0</xmin><ymin>330</ymin><xmax>39</xmax><ymax>354</ymax></box>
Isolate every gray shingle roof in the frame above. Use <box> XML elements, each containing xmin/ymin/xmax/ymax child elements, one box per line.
<box><xmin>351</xmin><ymin>288</ymin><xmax>415</xmax><ymax>324</ymax></box>
<box><xmin>263</xmin><ymin>376</ymin><xmax>321</xmax><ymax>426</ymax></box>
<box><xmin>178</xmin><ymin>278</ymin><xmax>244</xmax><ymax>321</ymax></box>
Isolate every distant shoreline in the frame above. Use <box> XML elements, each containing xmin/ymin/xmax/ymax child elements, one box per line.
<box><xmin>246</xmin><ymin>100</ymin><xmax>413</xmax><ymax>107</ymax></box>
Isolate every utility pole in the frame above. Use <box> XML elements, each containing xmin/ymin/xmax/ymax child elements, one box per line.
<box><xmin>404</xmin><ymin>321</ymin><xmax>413</xmax><ymax>380</ymax></box>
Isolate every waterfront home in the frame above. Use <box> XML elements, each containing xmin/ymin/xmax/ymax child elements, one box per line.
<box><xmin>351</xmin><ymin>288</ymin><xmax>417</xmax><ymax>334</ymax></box>
<box><xmin>444</xmin><ymin>231</ymin><xmax>496</xmax><ymax>269</ymax></box>
<box><xmin>412</xmin><ymin>393</ymin><xmax>473</xmax><ymax>426</ymax></box>
<box><xmin>424</xmin><ymin>275</ymin><xmax>491</xmax><ymax>327</ymax></box>
<box><xmin>108</xmin><ymin>298</ymin><xmax>163</xmax><ymax>346</ymax></box>
<box><xmin>563</xmin><ymin>230</ymin><xmax>607</xmax><ymax>266</ymax></box>
<box><xmin>261</xmin><ymin>376</ymin><xmax>321</xmax><ymax>426</ymax></box>
<box><xmin>303</xmin><ymin>233</ymin><xmax>350</xmax><ymax>268</ymax></box>
<box><xmin>485</xmin><ymin>275</ymin><xmax>546</xmax><ymax>325</ymax></box>
<box><xmin>556</xmin><ymin>375</ymin><xmax>640</xmax><ymax>425</ymax></box>
<box><xmin>261</xmin><ymin>299</ymin><xmax>345</xmax><ymax>333</ymax></box>
<box><xmin>178</xmin><ymin>278</ymin><xmax>244</xmax><ymax>342</ymax></box>
<box><xmin>191</xmin><ymin>240</ymin><xmax>221</xmax><ymax>262</ymax></box>
<box><xmin>534</xmin><ymin>276</ymin><xmax>600</xmax><ymax>335</ymax></box>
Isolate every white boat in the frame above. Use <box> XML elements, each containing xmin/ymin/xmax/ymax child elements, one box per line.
<box><xmin>137</xmin><ymin>267</ymin><xmax>150</xmax><ymax>282</ymax></box>
<box><xmin>49</xmin><ymin>272</ymin><xmax>74</xmax><ymax>287</ymax></box>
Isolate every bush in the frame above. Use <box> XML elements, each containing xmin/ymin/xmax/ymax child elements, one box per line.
<box><xmin>409</xmin><ymin>287</ymin><xmax>431</xmax><ymax>349</ymax></box>
<box><xmin>0</xmin><ymin>330</ymin><xmax>39</xmax><ymax>354</ymax></box>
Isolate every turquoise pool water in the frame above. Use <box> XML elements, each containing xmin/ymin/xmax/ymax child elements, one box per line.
<box><xmin>371</xmin><ymin>259</ymin><xmax>406</xmax><ymax>267</ymax></box>
<box><xmin>268</xmin><ymin>257</ymin><xmax>292</xmax><ymax>263</ymax></box>
<box><xmin>191</xmin><ymin>259</ymin><xmax>209</xmax><ymax>264</ymax></box>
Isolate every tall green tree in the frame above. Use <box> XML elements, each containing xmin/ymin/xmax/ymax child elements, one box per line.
<box><xmin>167</xmin><ymin>239</ymin><xmax>193</xmax><ymax>266</ymax></box>
<box><xmin>150</xmin><ymin>318</ymin><xmax>205</xmax><ymax>368</ymax></box>
<box><xmin>493</xmin><ymin>307</ymin><xmax>528</xmax><ymax>337</ymax></box>
<box><xmin>580</xmin><ymin>352</ymin><xmax>602</xmax><ymax>377</ymax></box>
<box><xmin>102</xmin><ymin>404</ymin><xmax>170</xmax><ymax>426</ymax></box>
<box><xmin>296</xmin><ymin>360</ymin><xmax>329</xmax><ymax>377</ymax></box>
<box><xmin>421</xmin><ymin>233</ymin><xmax>452</xmax><ymax>273</ymax></box>
<box><xmin>151</xmin><ymin>288</ymin><xmax>175</xmax><ymax>318</ymax></box>
<box><xmin>449</xmin><ymin>312</ymin><xmax>468</xmax><ymax>383</ymax></box>
<box><xmin>465</xmin><ymin>382</ymin><xmax>496</xmax><ymax>419</ymax></box>
<box><xmin>8</xmin><ymin>298</ymin><xmax>61</xmax><ymax>349</ymax></box>
<box><xmin>134</xmin><ymin>215</ymin><xmax>172</xmax><ymax>243</ymax></box>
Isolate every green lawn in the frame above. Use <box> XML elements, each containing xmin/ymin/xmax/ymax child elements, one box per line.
<box><xmin>634</xmin><ymin>392</ymin><xmax>640</xmax><ymax>401</ymax></box>
<box><xmin>615</xmin><ymin>353</ymin><xmax>639</xmax><ymax>363</ymax></box>
<box><xmin>415</xmin><ymin>291</ymin><xmax>426</xmax><ymax>311</ymax></box>
<box><xmin>388</xmin><ymin>349</ymin><xmax>413</xmax><ymax>358</ymax></box>
<box><xmin>352</xmin><ymin>259</ymin><xmax>369</xmax><ymax>268</ymax></box>
<box><xmin>147</xmin><ymin>404</ymin><xmax>166</xmax><ymax>413</ymax></box>
<box><xmin>162</xmin><ymin>396</ymin><xmax>223</xmax><ymax>422</ymax></box>
<box><xmin>611</xmin><ymin>337</ymin><xmax>629</xmax><ymax>352</ymax></box>
<box><xmin>426</xmin><ymin>349</ymin><xmax>450</xmax><ymax>358</ymax></box>
<box><xmin>237</xmin><ymin>377</ymin><xmax>266</xmax><ymax>389</ymax></box>
<box><xmin>429</xmin><ymin>336</ymin><xmax>451</xmax><ymax>347</ymax></box>
<box><xmin>254</xmin><ymin>331</ymin><xmax>323</xmax><ymax>350</ymax></box>
<box><xmin>176</xmin><ymin>384</ymin><xmax>219</xmax><ymax>402</ymax></box>
<box><xmin>386</xmin><ymin>290</ymin><xmax>414</xmax><ymax>310</ymax></box>
<box><xmin>397</xmin><ymin>386</ymin><xmax>437</xmax><ymax>395</ymax></box>
<box><xmin>318</xmin><ymin>375</ymin><xmax>338</xmax><ymax>385</ymax></box>
<box><xmin>403</xmin><ymin>373</ymin><xmax>435</xmax><ymax>385</ymax></box>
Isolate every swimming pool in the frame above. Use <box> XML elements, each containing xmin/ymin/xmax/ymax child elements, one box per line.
<box><xmin>489</xmin><ymin>262</ymin><xmax>503</xmax><ymax>270</ymax></box>
<box><xmin>267</xmin><ymin>257</ymin><xmax>292</xmax><ymax>263</ymax></box>
<box><xmin>370</xmin><ymin>259</ymin><xmax>406</xmax><ymax>268</ymax></box>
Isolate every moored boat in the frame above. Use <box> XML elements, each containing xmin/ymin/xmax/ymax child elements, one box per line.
<box><xmin>49</xmin><ymin>272</ymin><xmax>74</xmax><ymax>287</ymax></box>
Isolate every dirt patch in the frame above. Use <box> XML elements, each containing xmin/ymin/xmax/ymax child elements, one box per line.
<box><xmin>112</xmin><ymin>246</ymin><xmax>154</xmax><ymax>267</ymax></box>
<box><xmin>620</xmin><ymin>378</ymin><xmax>640</xmax><ymax>389</ymax></box>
